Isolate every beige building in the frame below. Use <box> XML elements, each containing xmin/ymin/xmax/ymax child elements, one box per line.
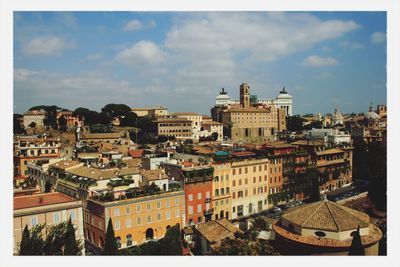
<box><xmin>212</xmin><ymin>83</ymin><xmax>287</xmax><ymax>144</ymax></box>
<box><xmin>131</xmin><ymin>106</ymin><xmax>169</xmax><ymax>117</ymax></box>
<box><xmin>173</xmin><ymin>112</ymin><xmax>203</xmax><ymax>140</ymax></box>
<box><xmin>212</xmin><ymin>163</ymin><xmax>232</xmax><ymax>220</ymax></box>
<box><xmin>229</xmin><ymin>158</ymin><xmax>270</xmax><ymax>219</ymax></box>
<box><xmin>13</xmin><ymin>192</ymin><xmax>84</xmax><ymax>255</ymax></box>
<box><xmin>200</xmin><ymin>121</ymin><xmax>224</xmax><ymax>141</ymax></box>
<box><xmin>155</xmin><ymin>117</ymin><xmax>193</xmax><ymax>140</ymax></box>
<box><xmin>23</xmin><ymin>110</ymin><xmax>46</xmax><ymax>129</ymax></box>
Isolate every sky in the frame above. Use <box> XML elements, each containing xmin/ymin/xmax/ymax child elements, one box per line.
<box><xmin>13</xmin><ymin>12</ymin><xmax>387</xmax><ymax>116</ymax></box>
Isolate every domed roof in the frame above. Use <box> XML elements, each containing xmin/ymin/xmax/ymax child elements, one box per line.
<box><xmin>276</xmin><ymin>87</ymin><xmax>292</xmax><ymax>99</ymax></box>
<box><xmin>366</xmin><ymin>102</ymin><xmax>379</xmax><ymax>120</ymax></box>
<box><xmin>282</xmin><ymin>199</ymin><xmax>369</xmax><ymax>232</ymax></box>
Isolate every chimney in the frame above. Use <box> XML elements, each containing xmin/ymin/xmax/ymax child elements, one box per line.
<box><xmin>38</xmin><ymin>197</ymin><xmax>43</xmax><ymax>204</ymax></box>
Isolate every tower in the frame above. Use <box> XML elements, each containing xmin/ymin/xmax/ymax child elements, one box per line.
<box><xmin>240</xmin><ymin>83</ymin><xmax>250</xmax><ymax>108</ymax></box>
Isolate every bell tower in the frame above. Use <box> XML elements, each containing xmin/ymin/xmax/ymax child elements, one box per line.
<box><xmin>240</xmin><ymin>83</ymin><xmax>250</xmax><ymax>108</ymax></box>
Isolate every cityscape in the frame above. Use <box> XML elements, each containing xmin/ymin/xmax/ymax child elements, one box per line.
<box><xmin>12</xmin><ymin>12</ymin><xmax>387</xmax><ymax>257</ymax></box>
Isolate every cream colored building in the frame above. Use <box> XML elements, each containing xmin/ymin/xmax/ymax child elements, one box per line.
<box><xmin>155</xmin><ymin>117</ymin><xmax>193</xmax><ymax>140</ymax></box>
<box><xmin>13</xmin><ymin>192</ymin><xmax>84</xmax><ymax>255</ymax></box>
<box><xmin>212</xmin><ymin>163</ymin><xmax>232</xmax><ymax>220</ymax></box>
<box><xmin>200</xmin><ymin>121</ymin><xmax>224</xmax><ymax>141</ymax></box>
<box><xmin>23</xmin><ymin>110</ymin><xmax>46</xmax><ymax>129</ymax></box>
<box><xmin>131</xmin><ymin>106</ymin><xmax>169</xmax><ymax>117</ymax></box>
<box><xmin>173</xmin><ymin>112</ymin><xmax>203</xmax><ymax>140</ymax></box>
<box><xmin>229</xmin><ymin>158</ymin><xmax>270</xmax><ymax>219</ymax></box>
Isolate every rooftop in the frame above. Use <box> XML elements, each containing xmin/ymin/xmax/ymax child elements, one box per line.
<box><xmin>316</xmin><ymin>148</ymin><xmax>345</xmax><ymax>156</ymax></box>
<box><xmin>49</xmin><ymin>160</ymin><xmax>81</xmax><ymax>170</ymax></box>
<box><xmin>173</xmin><ymin>112</ymin><xmax>202</xmax><ymax>116</ymax></box>
<box><xmin>14</xmin><ymin>192</ymin><xmax>78</xmax><ymax>210</ymax></box>
<box><xmin>282</xmin><ymin>200</ymin><xmax>370</xmax><ymax>232</ymax></box>
<box><xmin>196</xmin><ymin>218</ymin><xmax>242</xmax><ymax>244</ymax></box>
<box><xmin>67</xmin><ymin>165</ymin><xmax>140</xmax><ymax>180</ymax></box>
<box><xmin>141</xmin><ymin>169</ymin><xmax>169</xmax><ymax>181</ymax></box>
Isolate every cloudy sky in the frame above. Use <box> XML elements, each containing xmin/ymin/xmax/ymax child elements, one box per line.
<box><xmin>14</xmin><ymin>12</ymin><xmax>386</xmax><ymax>115</ymax></box>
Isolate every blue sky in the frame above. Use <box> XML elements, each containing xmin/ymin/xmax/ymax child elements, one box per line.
<box><xmin>14</xmin><ymin>12</ymin><xmax>386</xmax><ymax>115</ymax></box>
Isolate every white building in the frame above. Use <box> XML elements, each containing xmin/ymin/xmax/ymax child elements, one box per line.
<box><xmin>200</xmin><ymin>121</ymin><xmax>224</xmax><ymax>141</ymax></box>
<box><xmin>304</xmin><ymin>128</ymin><xmax>352</xmax><ymax>146</ymax></box>
<box><xmin>173</xmin><ymin>112</ymin><xmax>203</xmax><ymax>140</ymax></box>
<box><xmin>23</xmin><ymin>110</ymin><xmax>46</xmax><ymax>129</ymax></box>
<box><xmin>214</xmin><ymin>86</ymin><xmax>293</xmax><ymax>116</ymax></box>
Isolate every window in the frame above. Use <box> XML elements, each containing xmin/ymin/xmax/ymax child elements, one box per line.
<box><xmin>114</xmin><ymin>220</ymin><xmax>120</xmax><ymax>230</ymax></box>
<box><xmin>226</xmin><ymin>174</ymin><xmax>229</xmax><ymax>181</ymax></box>
<box><xmin>233</xmin><ymin>169</ymin><xmax>236</xmax><ymax>175</ymax></box>
<box><xmin>126</xmin><ymin>219</ymin><xmax>131</xmax><ymax>228</ymax></box>
<box><xmin>166</xmin><ymin>200</ymin><xmax>170</xmax><ymax>208</ymax></box>
<box><xmin>197</xmin><ymin>204</ymin><xmax>202</xmax><ymax>213</ymax></box>
<box><xmin>233</xmin><ymin>206</ymin><xmax>236</xmax><ymax>213</ymax></box>
<box><xmin>166</xmin><ymin>211</ymin><xmax>171</xmax><ymax>220</ymax></box>
<box><xmin>175</xmin><ymin>198</ymin><xmax>180</xmax><ymax>206</ymax></box>
<box><xmin>232</xmin><ymin>180</ymin><xmax>236</xmax><ymax>187</ymax></box>
<box><xmin>147</xmin><ymin>215</ymin><xmax>152</xmax><ymax>223</ymax></box>
<box><xmin>259</xmin><ymin>176</ymin><xmax>262</xmax><ymax>182</ymax></box>
<box><xmin>215</xmin><ymin>189</ymin><xmax>219</xmax><ymax>196</ymax></box>
<box><xmin>239</xmin><ymin>168</ymin><xmax>242</xmax><ymax>174</ymax></box>
<box><xmin>245</xmin><ymin>167</ymin><xmax>248</xmax><ymax>174</ymax></box>
<box><xmin>146</xmin><ymin>203</ymin><xmax>151</xmax><ymax>211</ymax></box>
<box><xmin>214</xmin><ymin>176</ymin><xmax>219</xmax><ymax>182</ymax></box>
<box><xmin>53</xmin><ymin>212</ymin><xmax>61</xmax><ymax>224</ymax></box>
<box><xmin>264</xmin><ymin>175</ymin><xmax>267</xmax><ymax>181</ymax></box>
<box><xmin>197</xmin><ymin>192</ymin><xmax>202</xmax><ymax>200</ymax></box>
<box><xmin>253</xmin><ymin>188</ymin><xmax>256</xmax><ymax>195</ymax></box>
<box><xmin>238</xmin><ymin>191</ymin><xmax>243</xmax><ymax>198</ymax></box>
<box><xmin>221</xmin><ymin>175</ymin><xmax>224</xmax><ymax>181</ymax></box>
<box><xmin>315</xmin><ymin>231</ymin><xmax>326</xmax><ymax>237</ymax></box>
<box><xmin>125</xmin><ymin>207</ymin><xmax>131</xmax><ymax>215</ymax></box>
<box><xmin>188</xmin><ymin>206</ymin><xmax>193</xmax><ymax>215</ymax></box>
<box><xmin>136</xmin><ymin>205</ymin><xmax>141</xmax><ymax>213</ymax></box>
<box><xmin>221</xmin><ymin>188</ymin><xmax>225</xmax><ymax>195</ymax></box>
<box><xmin>206</xmin><ymin>191</ymin><xmax>210</xmax><ymax>198</ymax></box>
<box><xmin>239</xmin><ymin>179</ymin><xmax>242</xmax><ymax>186</ymax></box>
<box><xmin>31</xmin><ymin>216</ymin><xmax>38</xmax><ymax>226</ymax></box>
<box><xmin>157</xmin><ymin>213</ymin><xmax>162</xmax><ymax>221</ymax></box>
<box><xmin>156</xmin><ymin>201</ymin><xmax>161</xmax><ymax>209</ymax></box>
<box><xmin>253</xmin><ymin>166</ymin><xmax>256</xmax><ymax>172</ymax></box>
<box><xmin>136</xmin><ymin>217</ymin><xmax>142</xmax><ymax>225</ymax></box>
<box><xmin>126</xmin><ymin>234</ymin><xmax>133</xmax><ymax>246</ymax></box>
<box><xmin>245</xmin><ymin>190</ymin><xmax>248</xmax><ymax>197</ymax></box>
<box><xmin>232</xmin><ymin>192</ymin><xmax>236</xmax><ymax>199</ymax></box>
<box><xmin>175</xmin><ymin>208</ymin><xmax>180</xmax><ymax>218</ymax></box>
<box><xmin>253</xmin><ymin>177</ymin><xmax>256</xmax><ymax>183</ymax></box>
<box><xmin>226</xmin><ymin>187</ymin><xmax>230</xmax><ymax>194</ymax></box>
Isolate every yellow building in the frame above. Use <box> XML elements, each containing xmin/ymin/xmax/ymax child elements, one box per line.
<box><xmin>173</xmin><ymin>112</ymin><xmax>203</xmax><ymax>140</ymax></box>
<box><xmin>155</xmin><ymin>117</ymin><xmax>193</xmax><ymax>140</ymax></box>
<box><xmin>13</xmin><ymin>192</ymin><xmax>84</xmax><ymax>255</ymax></box>
<box><xmin>212</xmin><ymin>163</ymin><xmax>232</xmax><ymax>220</ymax></box>
<box><xmin>85</xmin><ymin>190</ymin><xmax>185</xmax><ymax>251</ymax></box>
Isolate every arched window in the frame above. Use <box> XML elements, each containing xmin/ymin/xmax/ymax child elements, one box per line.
<box><xmin>145</xmin><ymin>228</ymin><xmax>154</xmax><ymax>240</ymax></box>
<box><xmin>116</xmin><ymin>236</ymin><xmax>121</xmax><ymax>248</ymax></box>
<box><xmin>126</xmin><ymin>234</ymin><xmax>132</xmax><ymax>246</ymax></box>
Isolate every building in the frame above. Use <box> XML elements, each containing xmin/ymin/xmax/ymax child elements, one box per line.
<box><xmin>182</xmin><ymin>166</ymin><xmax>214</xmax><ymax>225</ymax></box>
<box><xmin>14</xmin><ymin>136</ymin><xmax>62</xmax><ymax>177</ymax></box>
<box><xmin>213</xmin><ymin>85</ymin><xmax>293</xmax><ymax>116</ymax></box>
<box><xmin>194</xmin><ymin>218</ymin><xmax>242</xmax><ymax>255</ymax></box>
<box><xmin>211</xmin><ymin>163</ymin><xmax>232</xmax><ymax>220</ymax></box>
<box><xmin>80</xmin><ymin>131</ymin><xmax>130</xmax><ymax>146</ymax></box>
<box><xmin>155</xmin><ymin>117</ymin><xmax>193</xmax><ymax>140</ymax></box>
<box><xmin>230</xmin><ymin>158</ymin><xmax>270</xmax><ymax>219</ymax></box>
<box><xmin>84</xmin><ymin>190</ymin><xmax>185</xmax><ymax>252</ymax></box>
<box><xmin>273</xmin><ymin>199</ymin><xmax>382</xmax><ymax>255</ymax></box>
<box><xmin>212</xmin><ymin>83</ymin><xmax>287</xmax><ymax>143</ymax></box>
<box><xmin>173</xmin><ymin>112</ymin><xmax>203</xmax><ymax>140</ymax></box>
<box><xmin>332</xmin><ymin>107</ymin><xmax>344</xmax><ymax>126</ymax></box>
<box><xmin>13</xmin><ymin>192</ymin><xmax>84</xmax><ymax>255</ymax></box>
<box><xmin>23</xmin><ymin>110</ymin><xmax>46</xmax><ymax>129</ymax></box>
<box><xmin>200</xmin><ymin>121</ymin><xmax>224</xmax><ymax>141</ymax></box>
<box><xmin>304</xmin><ymin>128</ymin><xmax>352</xmax><ymax>147</ymax></box>
<box><xmin>131</xmin><ymin>106</ymin><xmax>169</xmax><ymax>117</ymax></box>
<box><xmin>56</xmin><ymin>110</ymin><xmax>82</xmax><ymax>130</ymax></box>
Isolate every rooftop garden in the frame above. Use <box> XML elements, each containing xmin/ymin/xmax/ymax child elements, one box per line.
<box><xmin>58</xmin><ymin>173</ymin><xmax>97</xmax><ymax>187</ymax></box>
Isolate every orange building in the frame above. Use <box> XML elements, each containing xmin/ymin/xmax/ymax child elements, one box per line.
<box><xmin>84</xmin><ymin>190</ymin><xmax>185</xmax><ymax>253</ymax></box>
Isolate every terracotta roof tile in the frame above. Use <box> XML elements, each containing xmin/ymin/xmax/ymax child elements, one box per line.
<box><xmin>14</xmin><ymin>192</ymin><xmax>78</xmax><ymax>210</ymax></box>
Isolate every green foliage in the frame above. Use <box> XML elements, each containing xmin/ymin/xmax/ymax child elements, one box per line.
<box><xmin>349</xmin><ymin>227</ymin><xmax>365</xmax><ymax>255</ymax></box>
<box><xmin>73</xmin><ymin>107</ymin><xmax>109</xmax><ymax>126</ymax></box>
<box><xmin>286</xmin><ymin>116</ymin><xmax>306</xmax><ymax>132</ymax></box>
<box><xmin>101</xmin><ymin>104</ymin><xmax>132</xmax><ymax>122</ymax></box>
<box><xmin>308</xmin><ymin>168</ymin><xmax>321</xmax><ymax>202</ymax></box>
<box><xmin>64</xmin><ymin>218</ymin><xmax>82</xmax><ymax>255</ymax></box>
<box><xmin>124</xmin><ymin>225</ymin><xmax>182</xmax><ymax>255</ymax></box>
<box><xmin>103</xmin><ymin>218</ymin><xmax>118</xmax><ymax>255</ymax></box>
<box><xmin>13</xmin><ymin>114</ymin><xmax>25</xmax><ymax>134</ymax></box>
<box><xmin>19</xmin><ymin>225</ymin><xmax>32</xmax><ymax>255</ymax></box>
<box><xmin>303</xmin><ymin>120</ymin><xmax>323</xmax><ymax>130</ymax></box>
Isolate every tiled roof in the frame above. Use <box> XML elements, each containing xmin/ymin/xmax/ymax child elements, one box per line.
<box><xmin>50</xmin><ymin>160</ymin><xmax>81</xmax><ymax>170</ymax></box>
<box><xmin>128</xmin><ymin>149</ymin><xmax>144</xmax><ymax>158</ymax></box>
<box><xmin>67</xmin><ymin>166</ymin><xmax>140</xmax><ymax>180</ymax></box>
<box><xmin>282</xmin><ymin>200</ymin><xmax>370</xmax><ymax>232</ymax></box>
<box><xmin>81</xmin><ymin>132</ymin><xmax>122</xmax><ymax>139</ymax></box>
<box><xmin>196</xmin><ymin>218</ymin><xmax>241</xmax><ymax>244</ymax></box>
<box><xmin>14</xmin><ymin>192</ymin><xmax>78</xmax><ymax>210</ymax></box>
<box><xmin>141</xmin><ymin>169</ymin><xmax>169</xmax><ymax>181</ymax></box>
<box><xmin>316</xmin><ymin>148</ymin><xmax>344</xmax><ymax>156</ymax></box>
<box><xmin>173</xmin><ymin>112</ymin><xmax>202</xmax><ymax>116</ymax></box>
<box><xmin>291</xmin><ymin>140</ymin><xmax>325</xmax><ymax>146</ymax></box>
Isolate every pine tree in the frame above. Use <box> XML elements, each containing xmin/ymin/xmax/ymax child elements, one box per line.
<box><xmin>308</xmin><ymin>168</ymin><xmax>321</xmax><ymax>202</ymax></box>
<box><xmin>19</xmin><ymin>225</ymin><xmax>32</xmax><ymax>255</ymax></box>
<box><xmin>349</xmin><ymin>226</ymin><xmax>365</xmax><ymax>255</ymax></box>
<box><xmin>103</xmin><ymin>218</ymin><xmax>118</xmax><ymax>255</ymax></box>
<box><xmin>64</xmin><ymin>217</ymin><xmax>82</xmax><ymax>255</ymax></box>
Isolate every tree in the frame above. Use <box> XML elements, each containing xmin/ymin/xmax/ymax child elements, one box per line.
<box><xmin>29</xmin><ymin>224</ymin><xmax>45</xmax><ymax>255</ymax></box>
<box><xmin>303</xmin><ymin>120</ymin><xmax>323</xmax><ymax>130</ymax></box>
<box><xmin>73</xmin><ymin>107</ymin><xmax>109</xmax><ymax>126</ymax></box>
<box><xmin>19</xmin><ymin>225</ymin><xmax>32</xmax><ymax>255</ymax></box>
<box><xmin>43</xmin><ymin>222</ymin><xmax>66</xmax><ymax>255</ymax></box>
<box><xmin>349</xmin><ymin>227</ymin><xmax>365</xmax><ymax>255</ymax></box>
<box><xmin>157</xmin><ymin>224</ymin><xmax>182</xmax><ymax>255</ymax></box>
<box><xmin>286</xmin><ymin>116</ymin><xmax>305</xmax><ymax>132</ymax></box>
<box><xmin>103</xmin><ymin>218</ymin><xmax>118</xmax><ymax>255</ymax></box>
<box><xmin>64</xmin><ymin>217</ymin><xmax>82</xmax><ymax>255</ymax></box>
<box><xmin>13</xmin><ymin>114</ymin><xmax>24</xmax><ymax>134</ymax></box>
<box><xmin>58</xmin><ymin>115</ymin><xmax>67</xmax><ymax>131</ymax></box>
<box><xmin>119</xmin><ymin>112</ymin><xmax>138</xmax><ymax>127</ymax></box>
<box><xmin>101</xmin><ymin>104</ymin><xmax>132</xmax><ymax>122</ymax></box>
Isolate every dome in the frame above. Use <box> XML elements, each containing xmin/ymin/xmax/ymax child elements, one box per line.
<box><xmin>276</xmin><ymin>87</ymin><xmax>292</xmax><ymax>99</ymax></box>
<box><xmin>366</xmin><ymin>111</ymin><xmax>379</xmax><ymax>120</ymax></box>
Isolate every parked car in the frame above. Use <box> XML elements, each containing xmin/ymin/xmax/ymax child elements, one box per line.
<box><xmin>269</xmin><ymin>207</ymin><xmax>282</xmax><ymax>214</ymax></box>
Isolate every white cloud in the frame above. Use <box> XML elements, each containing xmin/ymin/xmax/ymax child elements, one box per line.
<box><xmin>123</xmin><ymin>20</ymin><xmax>144</xmax><ymax>31</ymax></box>
<box><xmin>22</xmin><ymin>36</ymin><xmax>73</xmax><ymax>56</ymax></box>
<box><xmin>115</xmin><ymin>40</ymin><xmax>167</xmax><ymax>67</ymax></box>
<box><xmin>339</xmin><ymin>41</ymin><xmax>363</xmax><ymax>49</ymax></box>
<box><xmin>301</xmin><ymin>55</ymin><xmax>339</xmax><ymax>67</ymax></box>
<box><xmin>86</xmin><ymin>53</ymin><xmax>102</xmax><ymax>61</ymax></box>
<box><xmin>322</xmin><ymin>46</ymin><xmax>332</xmax><ymax>52</ymax></box>
<box><xmin>371</xmin><ymin>32</ymin><xmax>386</xmax><ymax>44</ymax></box>
<box><xmin>148</xmin><ymin>20</ymin><xmax>157</xmax><ymax>28</ymax></box>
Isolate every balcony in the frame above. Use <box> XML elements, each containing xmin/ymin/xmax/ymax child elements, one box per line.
<box><xmin>204</xmin><ymin>208</ymin><xmax>214</xmax><ymax>215</ymax></box>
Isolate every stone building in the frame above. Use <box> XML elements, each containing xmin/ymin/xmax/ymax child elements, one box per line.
<box><xmin>273</xmin><ymin>199</ymin><xmax>382</xmax><ymax>255</ymax></box>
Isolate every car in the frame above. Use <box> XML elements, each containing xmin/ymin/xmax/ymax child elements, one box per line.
<box><xmin>269</xmin><ymin>207</ymin><xmax>282</xmax><ymax>214</ymax></box>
